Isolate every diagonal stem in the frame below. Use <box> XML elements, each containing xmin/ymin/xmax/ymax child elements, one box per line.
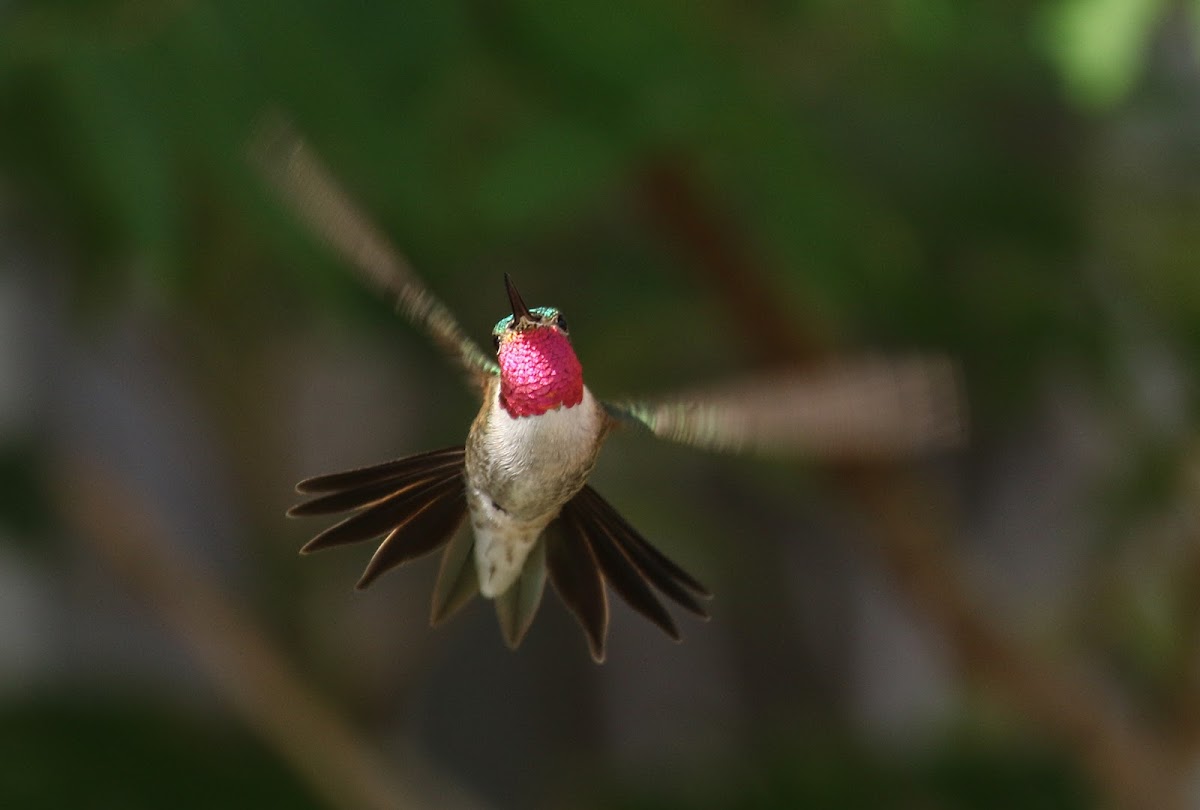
<box><xmin>55</xmin><ymin>455</ymin><xmax>489</xmax><ymax>810</ymax></box>
<box><xmin>636</xmin><ymin>158</ymin><xmax>1182</xmax><ymax>809</ymax></box>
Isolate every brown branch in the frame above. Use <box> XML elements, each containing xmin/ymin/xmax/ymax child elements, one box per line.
<box><xmin>55</xmin><ymin>455</ymin><xmax>488</xmax><ymax>810</ymax></box>
<box><xmin>635</xmin><ymin>159</ymin><xmax>1182</xmax><ymax>809</ymax></box>
<box><xmin>1154</xmin><ymin>462</ymin><xmax>1200</xmax><ymax>759</ymax></box>
<box><xmin>638</xmin><ymin>160</ymin><xmax>821</xmax><ymax>368</ymax></box>
<box><xmin>1172</xmin><ymin>553</ymin><xmax>1200</xmax><ymax>752</ymax></box>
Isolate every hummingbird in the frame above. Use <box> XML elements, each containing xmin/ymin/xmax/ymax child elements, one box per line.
<box><xmin>254</xmin><ymin>119</ymin><xmax>965</xmax><ymax>662</ymax></box>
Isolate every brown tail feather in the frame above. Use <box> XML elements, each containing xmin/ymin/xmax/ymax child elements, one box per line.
<box><xmin>292</xmin><ymin>451</ymin><xmax>709</xmax><ymax>661</ymax></box>
<box><xmin>288</xmin><ymin>458</ymin><xmax>466</xmax><ymax>517</ymax></box>
<box><xmin>295</xmin><ymin>447</ymin><xmax>466</xmax><ymax>494</ymax></box>
<box><xmin>430</xmin><ymin>527</ymin><xmax>479</xmax><ymax>626</ymax></box>
<box><xmin>548</xmin><ymin>486</ymin><xmax>709</xmax><ymax>658</ymax></box>
<box><xmin>545</xmin><ymin>511</ymin><xmax>609</xmax><ymax>662</ymax></box>
<box><xmin>356</xmin><ymin>488</ymin><xmax>467</xmax><ymax>589</ymax></box>
<box><xmin>290</xmin><ymin>447</ymin><xmax>468</xmax><ymax>589</ymax></box>
<box><xmin>493</xmin><ymin>541</ymin><xmax>547</xmax><ymax>649</ymax></box>
<box><xmin>300</xmin><ymin>475</ymin><xmax>462</xmax><ymax>553</ymax></box>
<box><xmin>575</xmin><ymin>487</ymin><xmax>710</xmax><ymax>616</ymax></box>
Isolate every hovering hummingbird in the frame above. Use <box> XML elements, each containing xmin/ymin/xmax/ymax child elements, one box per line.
<box><xmin>254</xmin><ymin>120</ymin><xmax>964</xmax><ymax>662</ymax></box>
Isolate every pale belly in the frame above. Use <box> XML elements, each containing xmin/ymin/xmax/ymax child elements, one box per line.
<box><xmin>465</xmin><ymin>385</ymin><xmax>605</xmax><ymax>597</ymax></box>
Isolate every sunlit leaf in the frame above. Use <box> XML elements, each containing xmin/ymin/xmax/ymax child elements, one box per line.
<box><xmin>1040</xmin><ymin>0</ymin><xmax>1167</xmax><ymax>108</ymax></box>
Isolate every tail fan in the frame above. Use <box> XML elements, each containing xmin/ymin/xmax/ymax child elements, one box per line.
<box><xmin>289</xmin><ymin>447</ymin><xmax>468</xmax><ymax>589</ymax></box>
<box><xmin>546</xmin><ymin>485</ymin><xmax>710</xmax><ymax>662</ymax></box>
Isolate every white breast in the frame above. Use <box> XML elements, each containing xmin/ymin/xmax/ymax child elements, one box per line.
<box><xmin>468</xmin><ymin>386</ymin><xmax>604</xmax><ymax>597</ymax></box>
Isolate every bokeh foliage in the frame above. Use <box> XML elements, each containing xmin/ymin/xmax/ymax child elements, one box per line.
<box><xmin>3</xmin><ymin>0</ymin><xmax>1199</xmax><ymax>808</ymax></box>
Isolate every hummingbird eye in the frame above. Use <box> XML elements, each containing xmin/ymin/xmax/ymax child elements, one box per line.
<box><xmin>492</xmin><ymin>333</ymin><xmax>500</xmax><ymax>351</ymax></box>
<box><xmin>554</xmin><ymin>314</ymin><xmax>569</xmax><ymax>334</ymax></box>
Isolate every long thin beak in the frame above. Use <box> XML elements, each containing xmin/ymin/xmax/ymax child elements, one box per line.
<box><xmin>504</xmin><ymin>273</ymin><xmax>535</xmax><ymax>323</ymax></box>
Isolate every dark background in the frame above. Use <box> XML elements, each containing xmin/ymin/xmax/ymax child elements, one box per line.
<box><xmin>1</xmin><ymin>1</ymin><xmax>1198</xmax><ymax>807</ymax></box>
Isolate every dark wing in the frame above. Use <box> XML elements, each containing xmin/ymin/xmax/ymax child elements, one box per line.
<box><xmin>249</xmin><ymin>115</ymin><xmax>498</xmax><ymax>389</ymax></box>
<box><xmin>604</xmin><ymin>356</ymin><xmax>965</xmax><ymax>458</ymax></box>
<box><xmin>546</xmin><ymin>485</ymin><xmax>710</xmax><ymax>662</ymax></box>
<box><xmin>289</xmin><ymin>447</ymin><xmax>469</xmax><ymax>590</ymax></box>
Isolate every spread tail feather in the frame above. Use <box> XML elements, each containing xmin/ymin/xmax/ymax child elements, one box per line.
<box><xmin>547</xmin><ymin>485</ymin><xmax>709</xmax><ymax>662</ymax></box>
<box><xmin>430</xmin><ymin>525</ymin><xmax>479</xmax><ymax>626</ymax></box>
<box><xmin>291</xmin><ymin>451</ymin><xmax>709</xmax><ymax>661</ymax></box>
<box><xmin>289</xmin><ymin>447</ymin><xmax>468</xmax><ymax>589</ymax></box>
<box><xmin>493</xmin><ymin>541</ymin><xmax>547</xmax><ymax>649</ymax></box>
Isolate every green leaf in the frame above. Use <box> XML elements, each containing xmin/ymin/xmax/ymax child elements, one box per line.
<box><xmin>1039</xmin><ymin>0</ymin><xmax>1167</xmax><ymax>109</ymax></box>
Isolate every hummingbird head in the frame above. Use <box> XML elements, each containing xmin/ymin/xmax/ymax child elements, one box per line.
<box><xmin>491</xmin><ymin>274</ymin><xmax>584</xmax><ymax>418</ymax></box>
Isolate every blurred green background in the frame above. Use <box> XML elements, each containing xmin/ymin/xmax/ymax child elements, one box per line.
<box><xmin>2</xmin><ymin>0</ymin><xmax>1199</xmax><ymax>807</ymax></box>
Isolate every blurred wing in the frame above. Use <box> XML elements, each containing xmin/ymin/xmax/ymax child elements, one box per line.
<box><xmin>249</xmin><ymin>115</ymin><xmax>498</xmax><ymax>388</ymax></box>
<box><xmin>605</xmin><ymin>356</ymin><xmax>965</xmax><ymax>458</ymax></box>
